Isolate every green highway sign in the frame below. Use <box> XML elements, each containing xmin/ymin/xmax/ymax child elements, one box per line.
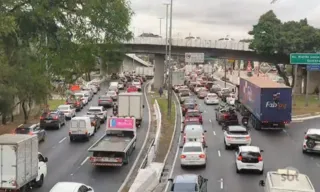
<box><xmin>290</xmin><ymin>53</ymin><xmax>320</xmax><ymax>65</ymax></box>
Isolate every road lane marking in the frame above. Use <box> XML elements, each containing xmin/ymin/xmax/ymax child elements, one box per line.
<box><xmin>58</xmin><ymin>137</ymin><xmax>67</xmax><ymax>143</ymax></box>
<box><xmin>213</xmin><ymin>131</ymin><xmax>216</xmax><ymax>135</ymax></box>
<box><xmin>80</xmin><ymin>156</ymin><xmax>89</xmax><ymax>166</ymax></box>
<box><xmin>218</xmin><ymin>150</ymin><xmax>221</xmax><ymax>157</ymax></box>
<box><xmin>220</xmin><ymin>178</ymin><xmax>223</xmax><ymax>189</ymax></box>
<box><xmin>209</xmin><ymin>119</ymin><xmax>212</xmax><ymax>122</ymax></box>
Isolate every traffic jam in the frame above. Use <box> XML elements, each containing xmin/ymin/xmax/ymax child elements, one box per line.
<box><xmin>168</xmin><ymin>64</ymin><xmax>317</xmax><ymax>192</ymax></box>
<box><xmin>3</xmin><ymin>73</ymin><xmax>147</xmax><ymax>192</ymax></box>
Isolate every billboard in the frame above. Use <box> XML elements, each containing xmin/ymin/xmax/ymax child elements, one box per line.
<box><xmin>185</xmin><ymin>53</ymin><xmax>204</xmax><ymax>63</ymax></box>
<box><xmin>108</xmin><ymin>117</ymin><xmax>134</xmax><ymax>129</ymax></box>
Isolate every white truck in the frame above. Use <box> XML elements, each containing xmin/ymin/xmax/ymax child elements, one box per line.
<box><xmin>88</xmin><ymin>117</ymin><xmax>137</xmax><ymax>167</ymax></box>
<box><xmin>259</xmin><ymin>169</ymin><xmax>315</xmax><ymax>192</ymax></box>
<box><xmin>0</xmin><ymin>134</ymin><xmax>48</xmax><ymax>192</ymax></box>
<box><xmin>203</xmin><ymin>64</ymin><xmax>213</xmax><ymax>74</ymax></box>
<box><xmin>172</xmin><ymin>71</ymin><xmax>185</xmax><ymax>86</ymax></box>
<box><xmin>135</xmin><ymin>67</ymin><xmax>154</xmax><ymax>79</ymax></box>
<box><xmin>118</xmin><ymin>92</ymin><xmax>144</xmax><ymax>127</ymax></box>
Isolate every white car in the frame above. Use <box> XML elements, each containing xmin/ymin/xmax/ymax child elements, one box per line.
<box><xmin>50</xmin><ymin>182</ymin><xmax>94</xmax><ymax>192</ymax></box>
<box><xmin>82</xmin><ymin>89</ymin><xmax>93</xmax><ymax>101</ymax></box>
<box><xmin>132</xmin><ymin>81</ymin><xmax>141</xmax><ymax>90</ymax></box>
<box><xmin>204</xmin><ymin>93</ymin><xmax>219</xmax><ymax>105</ymax></box>
<box><xmin>302</xmin><ymin>128</ymin><xmax>320</xmax><ymax>153</ymax></box>
<box><xmin>57</xmin><ymin>105</ymin><xmax>76</xmax><ymax>120</ymax></box>
<box><xmin>74</xmin><ymin>92</ymin><xmax>89</xmax><ymax>105</ymax></box>
<box><xmin>180</xmin><ymin>142</ymin><xmax>207</xmax><ymax>168</ymax></box>
<box><xmin>106</xmin><ymin>91</ymin><xmax>118</xmax><ymax>101</ymax></box>
<box><xmin>226</xmin><ymin>94</ymin><xmax>236</xmax><ymax>105</ymax></box>
<box><xmin>223</xmin><ymin>125</ymin><xmax>251</xmax><ymax>150</ymax></box>
<box><xmin>88</xmin><ymin>85</ymin><xmax>98</xmax><ymax>94</ymax></box>
<box><xmin>235</xmin><ymin>146</ymin><xmax>264</xmax><ymax>174</ymax></box>
<box><xmin>87</xmin><ymin>106</ymin><xmax>107</xmax><ymax>123</ymax></box>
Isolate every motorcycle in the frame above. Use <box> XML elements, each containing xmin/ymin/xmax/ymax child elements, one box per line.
<box><xmin>113</xmin><ymin>104</ymin><xmax>118</xmax><ymax>116</ymax></box>
<box><xmin>242</xmin><ymin>117</ymin><xmax>249</xmax><ymax>127</ymax></box>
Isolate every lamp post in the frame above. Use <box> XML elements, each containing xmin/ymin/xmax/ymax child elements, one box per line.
<box><xmin>167</xmin><ymin>0</ymin><xmax>173</xmax><ymax>117</ymax></box>
<box><xmin>158</xmin><ymin>18</ymin><xmax>163</xmax><ymax>37</ymax></box>
<box><xmin>163</xmin><ymin>3</ymin><xmax>170</xmax><ymax>84</ymax></box>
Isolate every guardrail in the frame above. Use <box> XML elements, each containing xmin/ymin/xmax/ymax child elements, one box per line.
<box><xmin>122</xmin><ymin>37</ymin><xmax>252</xmax><ymax>51</ymax></box>
<box><xmin>139</xmin><ymin>139</ymin><xmax>155</xmax><ymax>169</ymax></box>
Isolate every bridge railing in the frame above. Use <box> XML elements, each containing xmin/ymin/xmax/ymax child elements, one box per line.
<box><xmin>123</xmin><ymin>37</ymin><xmax>252</xmax><ymax>51</ymax></box>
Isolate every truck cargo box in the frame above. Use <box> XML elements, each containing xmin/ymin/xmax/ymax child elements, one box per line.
<box><xmin>0</xmin><ymin>134</ymin><xmax>38</xmax><ymax>189</ymax></box>
<box><xmin>239</xmin><ymin>76</ymin><xmax>292</xmax><ymax>123</ymax></box>
<box><xmin>118</xmin><ymin>92</ymin><xmax>143</xmax><ymax>121</ymax></box>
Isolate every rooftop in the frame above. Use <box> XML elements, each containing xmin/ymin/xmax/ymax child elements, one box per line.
<box><xmin>242</xmin><ymin>76</ymin><xmax>290</xmax><ymax>88</ymax></box>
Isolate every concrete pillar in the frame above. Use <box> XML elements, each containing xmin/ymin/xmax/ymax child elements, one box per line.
<box><xmin>153</xmin><ymin>54</ymin><xmax>165</xmax><ymax>90</ymax></box>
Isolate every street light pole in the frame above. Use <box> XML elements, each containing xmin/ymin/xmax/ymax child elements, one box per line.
<box><xmin>159</xmin><ymin>18</ymin><xmax>163</xmax><ymax>37</ymax></box>
<box><xmin>164</xmin><ymin>3</ymin><xmax>169</xmax><ymax>67</ymax></box>
<box><xmin>167</xmin><ymin>0</ymin><xmax>173</xmax><ymax>118</ymax></box>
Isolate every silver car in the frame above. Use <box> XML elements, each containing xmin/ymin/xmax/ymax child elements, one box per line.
<box><xmin>106</xmin><ymin>91</ymin><xmax>117</xmax><ymax>101</ymax></box>
<box><xmin>204</xmin><ymin>93</ymin><xmax>219</xmax><ymax>105</ymax></box>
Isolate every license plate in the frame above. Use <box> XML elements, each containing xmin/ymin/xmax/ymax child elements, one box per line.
<box><xmin>45</xmin><ymin>120</ymin><xmax>51</xmax><ymax>123</ymax></box>
<box><xmin>190</xmin><ymin>118</ymin><xmax>198</xmax><ymax>121</ymax></box>
<box><xmin>273</xmin><ymin>124</ymin><xmax>278</xmax><ymax>126</ymax></box>
<box><xmin>246</xmin><ymin>164</ymin><xmax>254</xmax><ymax>167</ymax></box>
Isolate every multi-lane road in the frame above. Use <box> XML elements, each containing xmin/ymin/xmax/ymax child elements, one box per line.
<box><xmin>34</xmin><ymin>81</ymin><xmax>150</xmax><ymax>192</ymax></box>
<box><xmin>170</xmin><ymin>78</ymin><xmax>320</xmax><ymax>191</ymax></box>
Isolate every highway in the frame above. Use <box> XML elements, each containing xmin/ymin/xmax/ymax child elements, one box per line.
<box><xmin>34</xmin><ymin>81</ymin><xmax>150</xmax><ymax>192</ymax></box>
<box><xmin>170</xmin><ymin>78</ymin><xmax>320</xmax><ymax>191</ymax></box>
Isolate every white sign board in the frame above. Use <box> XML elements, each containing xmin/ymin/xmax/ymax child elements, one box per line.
<box><xmin>172</xmin><ymin>71</ymin><xmax>185</xmax><ymax>86</ymax></box>
<box><xmin>185</xmin><ymin>53</ymin><xmax>204</xmax><ymax>63</ymax></box>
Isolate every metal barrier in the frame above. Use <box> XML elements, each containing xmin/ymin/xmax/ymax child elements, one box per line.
<box><xmin>139</xmin><ymin>138</ymin><xmax>155</xmax><ymax>169</ymax></box>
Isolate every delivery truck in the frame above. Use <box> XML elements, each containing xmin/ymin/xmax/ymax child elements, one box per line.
<box><xmin>238</xmin><ymin>76</ymin><xmax>292</xmax><ymax>130</ymax></box>
<box><xmin>172</xmin><ymin>71</ymin><xmax>185</xmax><ymax>86</ymax></box>
<box><xmin>0</xmin><ymin>134</ymin><xmax>48</xmax><ymax>191</ymax></box>
<box><xmin>88</xmin><ymin>117</ymin><xmax>137</xmax><ymax>167</ymax></box>
<box><xmin>118</xmin><ymin>92</ymin><xmax>144</xmax><ymax>127</ymax></box>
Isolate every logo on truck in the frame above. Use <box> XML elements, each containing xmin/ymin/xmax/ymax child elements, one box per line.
<box><xmin>109</xmin><ymin>118</ymin><xmax>134</xmax><ymax>129</ymax></box>
<box><xmin>266</xmin><ymin>92</ymin><xmax>287</xmax><ymax>109</ymax></box>
<box><xmin>242</xmin><ymin>81</ymin><xmax>254</xmax><ymax>102</ymax></box>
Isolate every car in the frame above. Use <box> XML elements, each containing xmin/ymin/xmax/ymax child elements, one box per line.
<box><xmin>127</xmin><ymin>85</ymin><xmax>138</xmax><ymax>92</ymax></box>
<box><xmin>82</xmin><ymin>90</ymin><xmax>93</xmax><ymax>101</ymax></box>
<box><xmin>88</xmin><ymin>82</ymin><xmax>100</xmax><ymax>91</ymax></box>
<box><xmin>226</xmin><ymin>93</ymin><xmax>236</xmax><ymax>105</ymax></box>
<box><xmin>223</xmin><ymin>125</ymin><xmax>251</xmax><ymax>150</ymax></box>
<box><xmin>57</xmin><ymin>104</ymin><xmax>76</xmax><ymax>120</ymax></box>
<box><xmin>177</xmin><ymin>86</ymin><xmax>189</xmax><ymax>93</ymax></box>
<box><xmin>184</xmin><ymin>109</ymin><xmax>203</xmax><ymax>124</ymax></box>
<box><xmin>180</xmin><ymin>142</ymin><xmax>207</xmax><ymax>168</ymax></box>
<box><xmin>302</xmin><ymin>128</ymin><xmax>320</xmax><ymax>153</ymax></box>
<box><xmin>235</xmin><ymin>146</ymin><xmax>264</xmax><ymax>174</ymax></box>
<box><xmin>66</xmin><ymin>95</ymin><xmax>83</xmax><ymax>111</ymax></box>
<box><xmin>210</xmin><ymin>84</ymin><xmax>221</xmax><ymax>94</ymax></box>
<box><xmin>215</xmin><ymin>106</ymin><xmax>238</xmax><ymax>126</ymax></box>
<box><xmin>98</xmin><ymin>95</ymin><xmax>114</xmax><ymax>108</ymax></box>
<box><xmin>173</xmin><ymin>85</ymin><xmax>182</xmax><ymax>92</ymax></box>
<box><xmin>118</xmin><ymin>82</ymin><xmax>125</xmax><ymax>90</ymax></box>
<box><xmin>108</xmin><ymin>85</ymin><xmax>119</xmax><ymax>94</ymax></box>
<box><xmin>182</xmin><ymin>124</ymin><xmax>207</xmax><ymax>146</ymax></box>
<box><xmin>178</xmin><ymin>90</ymin><xmax>190</xmax><ymax>104</ymax></box>
<box><xmin>13</xmin><ymin>123</ymin><xmax>46</xmax><ymax>142</ymax></box>
<box><xmin>74</xmin><ymin>92</ymin><xmax>89</xmax><ymax>105</ymax></box>
<box><xmin>132</xmin><ymin>80</ymin><xmax>142</xmax><ymax>91</ymax></box>
<box><xmin>106</xmin><ymin>91</ymin><xmax>118</xmax><ymax>101</ymax></box>
<box><xmin>182</xmin><ymin>102</ymin><xmax>197</xmax><ymax>116</ymax></box>
<box><xmin>86</xmin><ymin>115</ymin><xmax>101</xmax><ymax>132</ymax></box>
<box><xmin>204</xmin><ymin>93</ymin><xmax>219</xmax><ymax>105</ymax></box>
<box><xmin>168</xmin><ymin>174</ymin><xmax>208</xmax><ymax>192</ymax></box>
<box><xmin>194</xmin><ymin>84</ymin><xmax>205</xmax><ymax>93</ymax></box>
<box><xmin>217</xmin><ymin>88</ymin><xmax>231</xmax><ymax>98</ymax></box>
<box><xmin>40</xmin><ymin>110</ymin><xmax>66</xmax><ymax>129</ymax></box>
<box><xmin>197</xmin><ymin>90</ymin><xmax>208</xmax><ymax>99</ymax></box>
<box><xmin>87</xmin><ymin>106</ymin><xmax>107</xmax><ymax>123</ymax></box>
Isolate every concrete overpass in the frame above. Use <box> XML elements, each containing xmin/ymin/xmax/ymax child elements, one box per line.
<box><xmin>120</xmin><ymin>54</ymin><xmax>152</xmax><ymax>72</ymax></box>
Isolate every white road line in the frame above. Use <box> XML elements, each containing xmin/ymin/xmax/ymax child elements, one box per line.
<box><xmin>218</xmin><ymin>150</ymin><xmax>221</xmax><ymax>157</ymax></box>
<box><xmin>18</xmin><ymin>124</ymin><xmax>23</xmax><ymax>127</ymax></box>
<box><xmin>80</xmin><ymin>156</ymin><xmax>89</xmax><ymax>166</ymax></box>
<box><xmin>58</xmin><ymin>137</ymin><xmax>67</xmax><ymax>143</ymax></box>
<box><xmin>213</xmin><ymin>131</ymin><xmax>216</xmax><ymax>135</ymax></box>
<box><xmin>209</xmin><ymin>119</ymin><xmax>212</xmax><ymax>122</ymax></box>
<box><xmin>220</xmin><ymin>178</ymin><xmax>224</xmax><ymax>189</ymax></box>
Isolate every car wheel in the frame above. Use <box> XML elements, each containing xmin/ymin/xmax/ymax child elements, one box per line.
<box><xmin>236</xmin><ymin>165</ymin><xmax>240</xmax><ymax>173</ymax></box>
<box><xmin>69</xmin><ymin>136</ymin><xmax>74</xmax><ymax>142</ymax></box>
<box><xmin>35</xmin><ymin>175</ymin><xmax>44</xmax><ymax>187</ymax></box>
<box><xmin>259</xmin><ymin>169</ymin><xmax>264</xmax><ymax>175</ymax></box>
<box><xmin>224</xmin><ymin>141</ymin><xmax>229</xmax><ymax>150</ymax></box>
<box><xmin>302</xmin><ymin>149</ymin><xmax>307</xmax><ymax>154</ymax></box>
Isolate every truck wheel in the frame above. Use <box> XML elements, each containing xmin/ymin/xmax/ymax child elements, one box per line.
<box><xmin>69</xmin><ymin>136</ymin><xmax>74</xmax><ymax>142</ymax></box>
<box><xmin>124</xmin><ymin>155</ymin><xmax>129</xmax><ymax>165</ymax></box>
<box><xmin>35</xmin><ymin>175</ymin><xmax>44</xmax><ymax>187</ymax></box>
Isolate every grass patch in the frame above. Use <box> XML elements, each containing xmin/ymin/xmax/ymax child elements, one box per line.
<box><xmin>154</xmin><ymin>96</ymin><xmax>176</xmax><ymax>162</ymax></box>
<box><xmin>48</xmin><ymin>99</ymin><xmax>65</xmax><ymax>110</ymax></box>
<box><xmin>293</xmin><ymin>95</ymin><xmax>320</xmax><ymax>116</ymax></box>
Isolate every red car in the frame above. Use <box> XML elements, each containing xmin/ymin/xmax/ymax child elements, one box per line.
<box><xmin>184</xmin><ymin>109</ymin><xmax>203</xmax><ymax>125</ymax></box>
<box><xmin>127</xmin><ymin>85</ymin><xmax>138</xmax><ymax>92</ymax></box>
<box><xmin>182</xmin><ymin>103</ymin><xmax>198</xmax><ymax>116</ymax></box>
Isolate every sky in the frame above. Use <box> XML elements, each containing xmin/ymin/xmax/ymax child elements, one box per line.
<box><xmin>129</xmin><ymin>0</ymin><xmax>320</xmax><ymax>41</ymax></box>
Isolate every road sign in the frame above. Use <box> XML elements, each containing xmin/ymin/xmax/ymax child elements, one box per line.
<box><xmin>307</xmin><ymin>65</ymin><xmax>320</xmax><ymax>71</ymax></box>
<box><xmin>259</xmin><ymin>62</ymin><xmax>272</xmax><ymax>74</ymax></box>
<box><xmin>290</xmin><ymin>53</ymin><xmax>320</xmax><ymax>65</ymax></box>
<box><xmin>185</xmin><ymin>53</ymin><xmax>204</xmax><ymax>63</ymax></box>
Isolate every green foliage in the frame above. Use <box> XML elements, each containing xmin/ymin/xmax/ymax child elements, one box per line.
<box><xmin>0</xmin><ymin>0</ymin><xmax>132</xmax><ymax>123</ymax></box>
<box><xmin>248</xmin><ymin>10</ymin><xmax>320</xmax><ymax>87</ymax></box>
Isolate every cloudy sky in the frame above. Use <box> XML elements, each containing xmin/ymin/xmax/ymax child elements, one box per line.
<box><xmin>129</xmin><ymin>0</ymin><xmax>320</xmax><ymax>40</ymax></box>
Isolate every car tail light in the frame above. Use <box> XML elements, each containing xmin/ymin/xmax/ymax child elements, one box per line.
<box><xmin>40</xmin><ymin>116</ymin><xmax>44</xmax><ymax>120</ymax></box>
<box><xmin>89</xmin><ymin>156</ymin><xmax>95</xmax><ymax>161</ymax></box>
<box><xmin>98</xmin><ymin>100</ymin><xmax>101</xmax><ymax>103</ymax></box>
<box><xmin>76</xmin><ymin>102</ymin><xmax>80</xmax><ymax>105</ymax></box>
<box><xmin>91</xmin><ymin>122</ymin><xmax>96</xmax><ymax>126</ymax></box>
<box><xmin>199</xmin><ymin>154</ymin><xmax>206</xmax><ymax>158</ymax></box>
<box><xmin>180</xmin><ymin>155</ymin><xmax>186</xmax><ymax>159</ymax></box>
<box><xmin>223</xmin><ymin>114</ymin><xmax>229</xmax><ymax>119</ymax></box>
<box><xmin>258</xmin><ymin>156</ymin><xmax>263</xmax><ymax>161</ymax></box>
<box><xmin>304</xmin><ymin>135</ymin><xmax>309</xmax><ymax>139</ymax></box>
<box><xmin>183</xmin><ymin>134</ymin><xmax>186</xmax><ymax>143</ymax></box>
<box><xmin>85</xmin><ymin>131</ymin><xmax>88</xmax><ymax>135</ymax></box>
<box><xmin>245</xmin><ymin>136</ymin><xmax>250</xmax><ymax>139</ymax></box>
<box><xmin>53</xmin><ymin>116</ymin><xmax>59</xmax><ymax>120</ymax></box>
<box><xmin>28</xmin><ymin>132</ymin><xmax>34</xmax><ymax>135</ymax></box>
<box><xmin>109</xmin><ymin>99</ymin><xmax>113</xmax><ymax>102</ymax></box>
<box><xmin>115</xmin><ymin>158</ymin><xmax>122</xmax><ymax>162</ymax></box>
<box><xmin>65</xmin><ymin>102</ymin><xmax>68</xmax><ymax>104</ymax></box>
<box><xmin>226</xmin><ymin>136</ymin><xmax>232</xmax><ymax>139</ymax></box>
<box><xmin>237</xmin><ymin>155</ymin><xmax>242</xmax><ymax>161</ymax></box>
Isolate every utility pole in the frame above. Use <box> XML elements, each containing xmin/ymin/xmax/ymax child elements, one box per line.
<box><xmin>159</xmin><ymin>18</ymin><xmax>163</xmax><ymax>37</ymax></box>
<box><xmin>224</xmin><ymin>59</ymin><xmax>227</xmax><ymax>88</ymax></box>
<box><xmin>164</xmin><ymin>3</ymin><xmax>169</xmax><ymax>77</ymax></box>
<box><xmin>167</xmin><ymin>0</ymin><xmax>173</xmax><ymax>118</ymax></box>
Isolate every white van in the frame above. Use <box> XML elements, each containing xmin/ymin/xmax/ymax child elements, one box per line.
<box><xmin>110</xmin><ymin>82</ymin><xmax>118</xmax><ymax>87</ymax></box>
<box><xmin>69</xmin><ymin>117</ymin><xmax>95</xmax><ymax>142</ymax></box>
<box><xmin>74</xmin><ymin>92</ymin><xmax>89</xmax><ymax>105</ymax></box>
<box><xmin>182</xmin><ymin>124</ymin><xmax>207</xmax><ymax>146</ymax></box>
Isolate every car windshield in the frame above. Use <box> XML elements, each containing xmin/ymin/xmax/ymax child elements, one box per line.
<box><xmin>222</xmin><ymin>89</ymin><xmax>230</xmax><ymax>93</ymax></box>
<box><xmin>88</xmin><ymin>109</ymin><xmax>101</xmax><ymax>112</ymax></box>
<box><xmin>207</xmin><ymin>94</ymin><xmax>217</xmax><ymax>98</ymax></box>
<box><xmin>107</xmin><ymin>92</ymin><xmax>116</xmax><ymax>96</ymax></box>
<box><xmin>241</xmin><ymin>152</ymin><xmax>260</xmax><ymax>158</ymax></box>
<box><xmin>109</xmin><ymin>87</ymin><xmax>117</xmax><ymax>91</ymax></box>
<box><xmin>180</xmin><ymin>92</ymin><xmax>189</xmax><ymax>96</ymax></box>
<box><xmin>172</xmin><ymin>183</ymin><xmax>198</xmax><ymax>192</ymax></box>
<box><xmin>183</xmin><ymin>146</ymin><xmax>202</xmax><ymax>153</ymax></box>
<box><xmin>200</xmin><ymin>91</ymin><xmax>207</xmax><ymax>94</ymax></box>
<box><xmin>307</xmin><ymin>134</ymin><xmax>320</xmax><ymax>141</ymax></box>
<box><xmin>100</xmin><ymin>96</ymin><xmax>111</xmax><ymax>100</ymax></box>
<box><xmin>185</xmin><ymin>104</ymin><xmax>195</xmax><ymax>109</ymax></box>
<box><xmin>187</xmin><ymin>112</ymin><xmax>200</xmax><ymax>117</ymax></box>
<box><xmin>228</xmin><ymin>130</ymin><xmax>248</xmax><ymax>135</ymax></box>
<box><xmin>15</xmin><ymin>128</ymin><xmax>31</xmax><ymax>134</ymax></box>
<box><xmin>196</xmin><ymin>84</ymin><xmax>204</xmax><ymax>87</ymax></box>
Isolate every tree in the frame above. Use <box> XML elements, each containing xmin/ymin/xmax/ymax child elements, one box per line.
<box><xmin>248</xmin><ymin>10</ymin><xmax>320</xmax><ymax>87</ymax></box>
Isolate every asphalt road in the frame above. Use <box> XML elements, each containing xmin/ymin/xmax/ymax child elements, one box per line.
<box><xmin>170</xmin><ymin>79</ymin><xmax>320</xmax><ymax>192</ymax></box>
<box><xmin>35</xmin><ymin>81</ymin><xmax>150</xmax><ymax>192</ymax></box>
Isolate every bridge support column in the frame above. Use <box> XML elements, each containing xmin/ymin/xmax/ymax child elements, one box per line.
<box><xmin>153</xmin><ymin>54</ymin><xmax>165</xmax><ymax>90</ymax></box>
